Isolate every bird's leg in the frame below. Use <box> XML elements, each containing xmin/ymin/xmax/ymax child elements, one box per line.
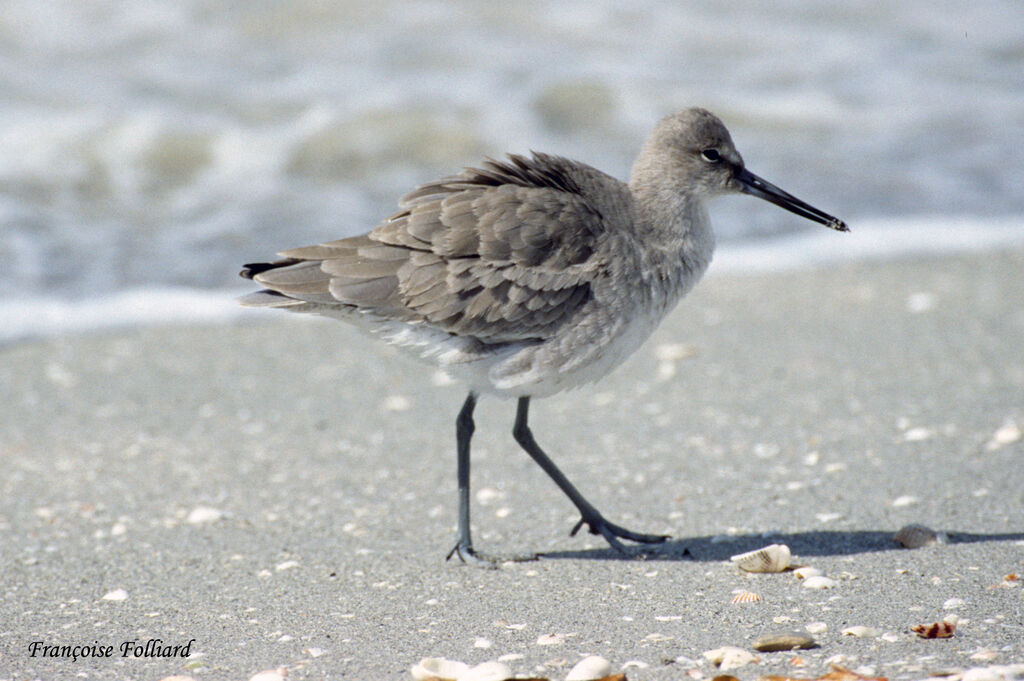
<box><xmin>512</xmin><ymin>397</ymin><xmax>669</xmax><ymax>555</ymax></box>
<box><xmin>446</xmin><ymin>392</ymin><xmax>537</xmax><ymax>565</ymax></box>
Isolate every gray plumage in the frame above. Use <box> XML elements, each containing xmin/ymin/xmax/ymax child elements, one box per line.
<box><xmin>240</xmin><ymin>108</ymin><xmax>847</xmax><ymax>561</ymax></box>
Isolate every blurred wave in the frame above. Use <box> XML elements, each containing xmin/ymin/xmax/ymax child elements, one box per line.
<box><xmin>1</xmin><ymin>0</ymin><xmax>1022</xmax><ymax>329</ymax></box>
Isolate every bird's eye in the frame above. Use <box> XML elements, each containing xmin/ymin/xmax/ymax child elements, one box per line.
<box><xmin>701</xmin><ymin>148</ymin><xmax>721</xmax><ymax>162</ymax></box>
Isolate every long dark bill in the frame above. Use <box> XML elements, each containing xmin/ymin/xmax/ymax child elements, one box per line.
<box><xmin>735</xmin><ymin>167</ymin><xmax>848</xmax><ymax>232</ymax></box>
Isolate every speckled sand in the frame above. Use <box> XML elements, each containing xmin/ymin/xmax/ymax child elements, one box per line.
<box><xmin>2</xmin><ymin>250</ymin><xmax>1022</xmax><ymax>680</ymax></box>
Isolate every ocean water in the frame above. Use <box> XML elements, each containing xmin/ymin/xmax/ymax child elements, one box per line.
<box><xmin>2</xmin><ymin>0</ymin><xmax>1023</xmax><ymax>342</ymax></box>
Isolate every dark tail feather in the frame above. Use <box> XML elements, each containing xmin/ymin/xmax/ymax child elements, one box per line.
<box><xmin>239</xmin><ymin>258</ymin><xmax>302</xmax><ymax>280</ymax></box>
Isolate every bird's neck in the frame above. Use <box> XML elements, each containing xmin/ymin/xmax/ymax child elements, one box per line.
<box><xmin>629</xmin><ymin>184</ymin><xmax>716</xmax><ymax>291</ymax></box>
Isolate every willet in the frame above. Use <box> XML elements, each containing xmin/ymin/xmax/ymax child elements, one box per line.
<box><xmin>240</xmin><ymin>108</ymin><xmax>847</xmax><ymax>563</ymax></box>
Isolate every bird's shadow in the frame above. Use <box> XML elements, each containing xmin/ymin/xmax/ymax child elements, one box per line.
<box><xmin>537</xmin><ymin>530</ymin><xmax>1024</xmax><ymax>562</ymax></box>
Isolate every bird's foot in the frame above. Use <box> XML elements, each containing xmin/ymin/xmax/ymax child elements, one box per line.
<box><xmin>570</xmin><ymin>515</ymin><xmax>670</xmax><ymax>555</ymax></box>
<box><xmin>446</xmin><ymin>541</ymin><xmax>539</xmax><ymax>566</ymax></box>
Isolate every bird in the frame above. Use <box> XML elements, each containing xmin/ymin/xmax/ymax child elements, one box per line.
<box><xmin>239</xmin><ymin>107</ymin><xmax>848</xmax><ymax>564</ymax></box>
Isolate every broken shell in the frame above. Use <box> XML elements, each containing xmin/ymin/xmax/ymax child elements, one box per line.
<box><xmin>565</xmin><ymin>655</ymin><xmax>612</xmax><ymax>681</ymax></box>
<box><xmin>801</xmin><ymin>575</ymin><xmax>836</xmax><ymax>590</ymax></box>
<box><xmin>752</xmin><ymin>633</ymin><xmax>817</xmax><ymax>652</ymax></box>
<box><xmin>893</xmin><ymin>523</ymin><xmax>946</xmax><ymax>548</ymax></box>
<box><xmin>911</xmin><ymin>621</ymin><xmax>956</xmax><ymax>638</ymax></box>
<box><xmin>729</xmin><ymin>543</ymin><xmax>791</xmax><ymax>573</ymax></box>
<box><xmin>731</xmin><ymin>591</ymin><xmax>763</xmax><ymax>604</ymax></box>
<box><xmin>248</xmin><ymin>671</ymin><xmax>286</xmax><ymax>681</ymax></box>
<box><xmin>793</xmin><ymin>566</ymin><xmax>823</xmax><ymax>580</ymax></box>
<box><xmin>805</xmin><ymin>622</ymin><xmax>828</xmax><ymax>634</ymax></box>
<box><xmin>702</xmin><ymin>646</ymin><xmax>759</xmax><ymax>670</ymax></box>
<box><xmin>460</xmin><ymin>661</ymin><xmax>512</xmax><ymax>681</ymax></box>
<box><xmin>410</xmin><ymin>657</ymin><xmax>469</xmax><ymax>681</ymax></box>
<box><xmin>841</xmin><ymin>625</ymin><xmax>878</xmax><ymax>638</ymax></box>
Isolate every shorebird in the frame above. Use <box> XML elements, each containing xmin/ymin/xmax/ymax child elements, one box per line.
<box><xmin>240</xmin><ymin>108</ymin><xmax>847</xmax><ymax>563</ymax></box>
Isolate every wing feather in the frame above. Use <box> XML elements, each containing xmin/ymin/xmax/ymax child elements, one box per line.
<box><xmin>243</xmin><ymin>152</ymin><xmax>621</xmax><ymax>344</ymax></box>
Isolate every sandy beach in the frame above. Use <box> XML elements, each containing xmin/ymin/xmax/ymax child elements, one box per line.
<box><xmin>2</xmin><ymin>249</ymin><xmax>1022</xmax><ymax>680</ymax></box>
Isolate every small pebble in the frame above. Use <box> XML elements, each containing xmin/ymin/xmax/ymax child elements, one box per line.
<box><xmin>102</xmin><ymin>589</ymin><xmax>129</xmax><ymax>601</ymax></box>
<box><xmin>943</xmin><ymin>597</ymin><xmax>966</xmax><ymax>609</ymax></box>
<box><xmin>891</xmin><ymin>495</ymin><xmax>919</xmax><ymax>507</ymax></box>
<box><xmin>893</xmin><ymin>523</ymin><xmax>945</xmax><ymax>548</ymax></box>
<box><xmin>473</xmin><ymin>637</ymin><xmax>492</xmax><ymax>649</ymax></box>
<box><xmin>802</xmin><ymin>576</ymin><xmax>836</xmax><ymax>590</ymax></box>
<box><xmin>752</xmin><ymin>633</ymin><xmax>817</xmax><ymax>652</ymax></box>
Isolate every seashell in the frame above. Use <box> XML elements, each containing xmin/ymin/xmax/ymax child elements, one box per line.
<box><xmin>805</xmin><ymin>622</ymin><xmax>828</xmax><ymax>634</ymax></box>
<box><xmin>970</xmin><ymin>649</ymin><xmax>1000</xmax><ymax>662</ymax></box>
<box><xmin>731</xmin><ymin>591</ymin><xmax>763</xmax><ymax>603</ymax></box>
<box><xmin>729</xmin><ymin>543</ymin><xmax>791</xmax><ymax>573</ymax></box>
<box><xmin>793</xmin><ymin>566</ymin><xmax>823</xmax><ymax>580</ymax></box>
<box><xmin>460</xmin><ymin>661</ymin><xmax>512</xmax><ymax>681</ymax></box>
<box><xmin>801</xmin><ymin>575</ymin><xmax>837</xmax><ymax>590</ymax></box>
<box><xmin>893</xmin><ymin>523</ymin><xmax>946</xmax><ymax>548</ymax></box>
<box><xmin>186</xmin><ymin>506</ymin><xmax>224</xmax><ymax>524</ymax></box>
<box><xmin>536</xmin><ymin>633</ymin><xmax>564</xmax><ymax>645</ymax></box>
<box><xmin>911</xmin><ymin>621</ymin><xmax>955</xmax><ymax>638</ymax></box>
<box><xmin>987</xmin><ymin>422</ymin><xmax>1022</xmax><ymax>450</ymax></box>
<box><xmin>102</xmin><ymin>589</ymin><xmax>129</xmax><ymax>601</ymax></box>
<box><xmin>410</xmin><ymin>657</ymin><xmax>469</xmax><ymax>681</ymax></box>
<box><xmin>248</xmin><ymin>671</ymin><xmax>286</xmax><ymax>681</ymax></box>
<box><xmin>565</xmin><ymin>655</ymin><xmax>612</xmax><ymax>681</ymax></box>
<box><xmin>841</xmin><ymin>625</ymin><xmax>878</xmax><ymax>638</ymax></box>
<box><xmin>702</xmin><ymin>646</ymin><xmax>759</xmax><ymax>670</ymax></box>
<box><xmin>752</xmin><ymin>632</ymin><xmax>817</xmax><ymax>652</ymax></box>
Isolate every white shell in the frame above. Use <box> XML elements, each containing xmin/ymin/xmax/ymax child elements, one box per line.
<box><xmin>893</xmin><ymin>523</ymin><xmax>946</xmax><ymax>548</ymax></box>
<box><xmin>702</xmin><ymin>646</ymin><xmax>759</xmax><ymax>670</ymax></box>
<box><xmin>565</xmin><ymin>655</ymin><xmax>612</xmax><ymax>681</ymax></box>
<box><xmin>802</xmin><ymin>576</ymin><xmax>837</xmax><ymax>590</ymax></box>
<box><xmin>841</xmin><ymin>625</ymin><xmax>878</xmax><ymax>638</ymax></box>
<box><xmin>793</xmin><ymin>566</ymin><xmax>823</xmax><ymax>580</ymax></box>
<box><xmin>460</xmin><ymin>661</ymin><xmax>512</xmax><ymax>681</ymax></box>
<box><xmin>248</xmin><ymin>671</ymin><xmax>286</xmax><ymax>681</ymax></box>
<box><xmin>410</xmin><ymin>658</ymin><xmax>469</xmax><ymax>681</ymax></box>
<box><xmin>730</xmin><ymin>543</ymin><xmax>791</xmax><ymax>573</ymax></box>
